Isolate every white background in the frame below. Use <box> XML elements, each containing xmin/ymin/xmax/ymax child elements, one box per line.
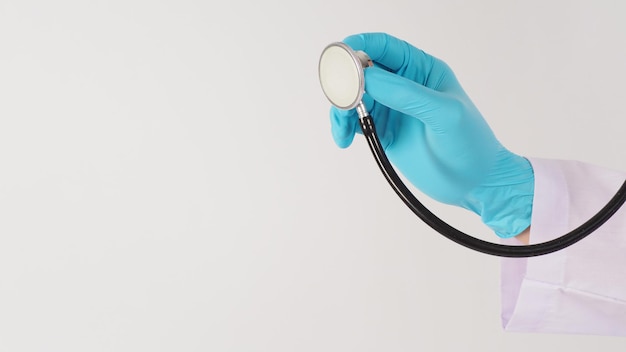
<box><xmin>1</xmin><ymin>0</ymin><xmax>625</xmax><ymax>351</ymax></box>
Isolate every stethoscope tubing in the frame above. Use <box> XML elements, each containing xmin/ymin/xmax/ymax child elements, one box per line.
<box><xmin>359</xmin><ymin>114</ymin><xmax>626</xmax><ymax>257</ymax></box>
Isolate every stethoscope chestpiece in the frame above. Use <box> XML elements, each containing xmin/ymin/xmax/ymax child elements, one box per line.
<box><xmin>318</xmin><ymin>42</ymin><xmax>372</xmax><ymax>111</ymax></box>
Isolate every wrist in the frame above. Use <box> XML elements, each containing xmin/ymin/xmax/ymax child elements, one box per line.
<box><xmin>462</xmin><ymin>152</ymin><xmax>535</xmax><ymax>238</ymax></box>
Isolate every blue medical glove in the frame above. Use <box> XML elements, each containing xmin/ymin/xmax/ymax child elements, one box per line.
<box><xmin>330</xmin><ymin>33</ymin><xmax>534</xmax><ymax>238</ymax></box>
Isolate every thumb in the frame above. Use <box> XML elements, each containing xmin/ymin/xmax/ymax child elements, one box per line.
<box><xmin>364</xmin><ymin>67</ymin><xmax>452</xmax><ymax>129</ymax></box>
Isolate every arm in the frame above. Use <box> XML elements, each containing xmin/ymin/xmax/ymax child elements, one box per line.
<box><xmin>501</xmin><ymin>158</ymin><xmax>626</xmax><ymax>335</ymax></box>
<box><xmin>328</xmin><ymin>32</ymin><xmax>626</xmax><ymax>336</ymax></box>
<box><xmin>515</xmin><ymin>228</ymin><xmax>530</xmax><ymax>245</ymax></box>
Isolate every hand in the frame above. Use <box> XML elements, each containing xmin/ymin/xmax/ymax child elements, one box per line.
<box><xmin>329</xmin><ymin>33</ymin><xmax>534</xmax><ymax>238</ymax></box>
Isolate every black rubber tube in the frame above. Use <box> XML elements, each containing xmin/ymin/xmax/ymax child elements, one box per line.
<box><xmin>359</xmin><ymin>115</ymin><xmax>626</xmax><ymax>257</ymax></box>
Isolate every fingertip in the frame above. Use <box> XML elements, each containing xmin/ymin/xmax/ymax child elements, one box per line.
<box><xmin>330</xmin><ymin>106</ymin><xmax>358</xmax><ymax>148</ymax></box>
<box><xmin>342</xmin><ymin>34</ymin><xmax>366</xmax><ymax>51</ymax></box>
<box><xmin>333</xmin><ymin>134</ymin><xmax>355</xmax><ymax>149</ymax></box>
<box><xmin>332</xmin><ymin>127</ymin><xmax>355</xmax><ymax>148</ymax></box>
<box><xmin>343</xmin><ymin>33</ymin><xmax>408</xmax><ymax>71</ymax></box>
<box><xmin>343</xmin><ymin>33</ymin><xmax>392</xmax><ymax>53</ymax></box>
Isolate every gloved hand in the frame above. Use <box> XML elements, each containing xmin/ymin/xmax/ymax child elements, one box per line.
<box><xmin>330</xmin><ymin>33</ymin><xmax>534</xmax><ymax>238</ymax></box>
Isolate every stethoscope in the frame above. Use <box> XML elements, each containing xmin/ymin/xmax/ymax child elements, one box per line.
<box><xmin>318</xmin><ymin>42</ymin><xmax>626</xmax><ymax>257</ymax></box>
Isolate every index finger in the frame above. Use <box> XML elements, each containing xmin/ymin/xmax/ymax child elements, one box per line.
<box><xmin>343</xmin><ymin>33</ymin><xmax>416</xmax><ymax>73</ymax></box>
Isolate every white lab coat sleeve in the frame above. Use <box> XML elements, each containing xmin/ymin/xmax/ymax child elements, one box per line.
<box><xmin>500</xmin><ymin>157</ymin><xmax>626</xmax><ymax>335</ymax></box>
